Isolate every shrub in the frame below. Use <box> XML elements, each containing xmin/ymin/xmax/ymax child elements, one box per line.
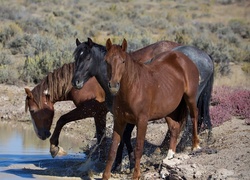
<box><xmin>228</xmin><ymin>19</ymin><xmax>250</xmax><ymax>39</ymax></box>
<box><xmin>8</xmin><ymin>34</ymin><xmax>31</xmax><ymax>55</ymax></box>
<box><xmin>21</xmin><ymin>51</ymin><xmax>73</xmax><ymax>84</ymax></box>
<box><xmin>210</xmin><ymin>86</ymin><xmax>250</xmax><ymax>127</ymax></box>
<box><xmin>0</xmin><ymin>23</ymin><xmax>23</xmax><ymax>47</ymax></box>
<box><xmin>0</xmin><ymin>65</ymin><xmax>19</xmax><ymax>84</ymax></box>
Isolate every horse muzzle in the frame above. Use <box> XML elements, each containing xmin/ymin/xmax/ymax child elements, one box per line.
<box><xmin>108</xmin><ymin>82</ymin><xmax>120</xmax><ymax>95</ymax></box>
<box><xmin>72</xmin><ymin>79</ymin><xmax>84</xmax><ymax>90</ymax></box>
<box><xmin>37</xmin><ymin>129</ymin><xmax>51</xmax><ymax>140</ymax></box>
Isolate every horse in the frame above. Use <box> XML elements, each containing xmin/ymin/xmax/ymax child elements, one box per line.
<box><xmin>102</xmin><ymin>38</ymin><xmax>200</xmax><ymax>179</ymax></box>
<box><xmin>25</xmin><ymin>62</ymin><xmax>108</xmax><ymax>158</ymax></box>
<box><xmin>72</xmin><ymin>38</ymin><xmax>214</xmax><ymax>171</ymax></box>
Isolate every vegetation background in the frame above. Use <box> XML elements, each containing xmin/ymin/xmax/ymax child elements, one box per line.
<box><xmin>0</xmin><ymin>0</ymin><xmax>249</xmax><ymax>85</ymax></box>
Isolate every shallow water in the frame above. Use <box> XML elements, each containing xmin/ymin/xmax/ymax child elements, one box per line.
<box><xmin>0</xmin><ymin>122</ymin><xmax>85</xmax><ymax>180</ymax></box>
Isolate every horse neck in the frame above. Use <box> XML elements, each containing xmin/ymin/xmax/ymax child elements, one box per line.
<box><xmin>122</xmin><ymin>53</ymin><xmax>143</xmax><ymax>88</ymax></box>
<box><xmin>45</xmin><ymin>63</ymin><xmax>74</xmax><ymax>103</ymax></box>
<box><xmin>92</xmin><ymin>47</ymin><xmax>114</xmax><ymax>112</ymax></box>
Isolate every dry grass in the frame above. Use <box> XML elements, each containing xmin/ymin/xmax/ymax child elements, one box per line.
<box><xmin>214</xmin><ymin>63</ymin><xmax>250</xmax><ymax>89</ymax></box>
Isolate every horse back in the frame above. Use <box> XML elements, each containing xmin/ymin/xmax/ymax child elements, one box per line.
<box><xmin>152</xmin><ymin>51</ymin><xmax>199</xmax><ymax>90</ymax></box>
<box><xmin>131</xmin><ymin>41</ymin><xmax>180</xmax><ymax>62</ymax></box>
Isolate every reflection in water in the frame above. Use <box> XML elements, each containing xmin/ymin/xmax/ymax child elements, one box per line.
<box><xmin>0</xmin><ymin>122</ymin><xmax>86</xmax><ymax>179</ymax></box>
<box><xmin>0</xmin><ymin>122</ymin><xmax>84</xmax><ymax>155</ymax></box>
<box><xmin>0</xmin><ymin>121</ymin><xmax>85</xmax><ymax>162</ymax></box>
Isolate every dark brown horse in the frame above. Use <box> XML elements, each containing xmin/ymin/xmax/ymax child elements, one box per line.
<box><xmin>25</xmin><ymin>62</ymin><xmax>108</xmax><ymax>158</ymax></box>
<box><xmin>102</xmin><ymin>39</ymin><xmax>200</xmax><ymax>179</ymax></box>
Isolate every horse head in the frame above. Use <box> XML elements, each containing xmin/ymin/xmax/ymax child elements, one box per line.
<box><xmin>24</xmin><ymin>87</ymin><xmax>54</xmax><ymax>140</ymax></box>
<box><xmin>72</xmin><ymin>38</ymin><xmax>96</xmax><ymax>89</ymax></box>
<box><xmin>105</xmin><ymin>38</ymin><xmax>127</xmax><ymax>95</ymax></box>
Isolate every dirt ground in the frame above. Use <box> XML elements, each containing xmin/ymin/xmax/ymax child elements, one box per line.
<box><xmin>0</xmin><ymin>71</ymin><xmax>250</xmax><ymax>180</ymax></box>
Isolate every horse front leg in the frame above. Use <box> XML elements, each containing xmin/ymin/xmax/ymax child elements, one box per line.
<box><xmin>49</xmin><ymin>107</ymin><xmax>89</xmax><ymax>158</ymax></box>
<box><xmin>113</xmin><ymin>123</ymin><xmax>135</xmax><ymax>172</ymax></box>
<box><xmin>94</xmin><ymin>102</ymin><xmax>108</xmax><ymax>160</ymax></box>
<box><xmin>102</xmin><ymin>120</ymin><xmax>126</xmax><ymax>180</ymax></box>
<box><xmin>133</xmin><ymin>118</ymin><xmax>148</xmax><ymax>180</ymax></box>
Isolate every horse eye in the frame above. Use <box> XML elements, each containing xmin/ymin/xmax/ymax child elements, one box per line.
<box><xmin>80</xmin><ymin>51</ymin><xmax>83</xmax><ymax>56</ymax></box>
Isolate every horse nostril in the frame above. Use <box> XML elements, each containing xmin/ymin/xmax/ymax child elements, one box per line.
<box><xmin>75</xmin><ymin>80</ymin><xmax>79</xmax><ymax>85</ymax></box>
<box><xmin>108</xmin><ymin>82</ymin><xmax>111</xmax><ymax>89</ymax></box>
<box><xmin>116</xmin><ymin>82</ymin><xmax>120</xmax><ymax>88</ymax></box>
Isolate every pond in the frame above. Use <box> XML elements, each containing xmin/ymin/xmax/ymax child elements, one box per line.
<box><xmin>0</xmin><ymin>122</ymin><xmax>85</xmax><ymax>180</ymax></box>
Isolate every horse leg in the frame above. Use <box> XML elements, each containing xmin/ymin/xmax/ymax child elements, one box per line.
<box><xmin>113</xmin><ymin>123</ymin><xmax>135</xmax><ymax>172</ymax></box>
<box><xmin>50</xmin><ymin>100</ymin><xmax>103</xmax><ymax>158</ymax></box>
<box><xmin>184</xmin><ymin>95</ymin><xmax>200</xmax><ymax>150</ymax></box>
<box><xmin>133</xmin><ymin>118</ymin><xmax>148</xmax><ymax>180</ymax></box>
<box><xmin>49</xmin><ymin>107</ymin><xmax>84</xmax><ymax>157</ymax></box>
<box><xmin>94</xmin><ymin>102</ymin><xmax>108</xmax><ymax>160</ymax></box>
<box><xmin>112</xmin><ymin>137</ymin><xmax>124</xmax><ymax>172</ymax></box>
<box><xmin>165</xmin><ymin>116</ymin><xmax>181</xmax><ymax>159</ymax></box>
<box><xmin>103</xmin><ymin>120</ymin><xmax>126</xmax><ymax>180</ymax></box>
<box><xmin>124</xmin><ymin>123</ymin><xmax>135</xmax><ymax>170</ymax></box>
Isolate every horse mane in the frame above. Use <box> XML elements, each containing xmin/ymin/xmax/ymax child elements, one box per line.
<box><xmin>31</xmin><ymin>63</ymin><xmax>74</xmax><ymax>108</ymax></box>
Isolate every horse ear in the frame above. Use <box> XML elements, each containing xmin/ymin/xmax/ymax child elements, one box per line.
<box><xmin>87</xmin><ymin>37</ymin><xmax>93</xmax><ymax>47</ymax></box>
<box><xmin>106</xmin><ymin>38</ymin><xmax>112</xmax><ymax>51</ymax></box>
<box><xmin>76</xmin><ymin>38</ymin><xmax>81</xmax><ymax>46</ymax></box>
<box><xmin>24</xmin><ymin>88</ymin><xmax>33</xmax><ymax>99</ymax></box>
<box><xmin>121</xmin><ymin>38</ymin><xmax>127</xmax><ymax>51</ymax></box>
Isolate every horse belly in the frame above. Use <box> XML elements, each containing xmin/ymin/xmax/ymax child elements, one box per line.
<box><xmin>150</xmin><ymin>89</ymin><xmax>184</xmax><ymax>119</ymax></box>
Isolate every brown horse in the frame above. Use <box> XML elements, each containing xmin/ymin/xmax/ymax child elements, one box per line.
<box><xmin>102</xmin><ymin>39</ymin><xmax>200</xmax><ymax>179</ymax></box>
<box><xmin>72</xmin><ymin>38</ymin><xmax>214</xmax><ymax>172</ymax></box>
<box><xmin>25</xmin><ymin>62</ymin><xmax>108</xmax><ymax>158</ymax></box>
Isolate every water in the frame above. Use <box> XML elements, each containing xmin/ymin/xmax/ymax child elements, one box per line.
<box><xmin>0</xmin><ymin>122</ymin><xmax>85</xmax><ymax>180</ymax></box>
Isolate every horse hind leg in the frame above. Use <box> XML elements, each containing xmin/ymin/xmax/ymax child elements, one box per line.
<box><xmin>165</xmin><ymin>117</ymin><xmax>180</xmax><ymax>159</ymax></box>
<box><xmin>165</xmin><ymin>99</ymin><xmax>187</xmax><ymax>159</ymax></box>
<box><xmin>184</xmin><ymin>94</ymin><xmax>200</xmax><ymax>150</ymax></box>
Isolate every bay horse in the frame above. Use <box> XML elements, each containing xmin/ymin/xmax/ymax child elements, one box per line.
<box><xmin>72</xmin><ymin>38</ymin><xmax>214</xmax><ymax>171</ymax></box>
<box><xmin>103</xmin><ymin>39</ymin><xmax>200</xmax><ymax>179</ymax></box>
<box><xmin>25</xmin><ymin>62</ymin><xmax>108</xmax><ymax>158</ymax></box>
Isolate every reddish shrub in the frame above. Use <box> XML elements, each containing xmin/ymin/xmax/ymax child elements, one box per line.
<box><xmin>210</xmin><ymin>86</ymin><xmax>250</xmax><ymax>127</ymax></box>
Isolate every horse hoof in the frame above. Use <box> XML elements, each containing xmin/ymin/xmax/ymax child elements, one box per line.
<box><xmin>166</xmin><ymin>149</ymin><xmax>175</xmax><ymax>160</ymax></box>
<box><xmin>50</xmin><ymin>145</ymin><xmax>67</xmax><ymax>158</ymax></box>
<box><xmin>192</xmin><ymin>145</ymin><xmax>201</xmax><ymax>151</ymax></box>
<box><xmin>50</xmin><ymin>145</ymin><xmax>59</xmax><ymax>158</ymax></box>
<box><xmin>56</xmin><ymin>146</ymin><xmax>67</xmax><ymax>156</ymax></box>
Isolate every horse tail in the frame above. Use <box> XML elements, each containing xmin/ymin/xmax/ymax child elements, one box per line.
<box><xmin>197</xmin><ymin>56</ymin><xmax>214</xmax><ymax>132</ymax></box>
